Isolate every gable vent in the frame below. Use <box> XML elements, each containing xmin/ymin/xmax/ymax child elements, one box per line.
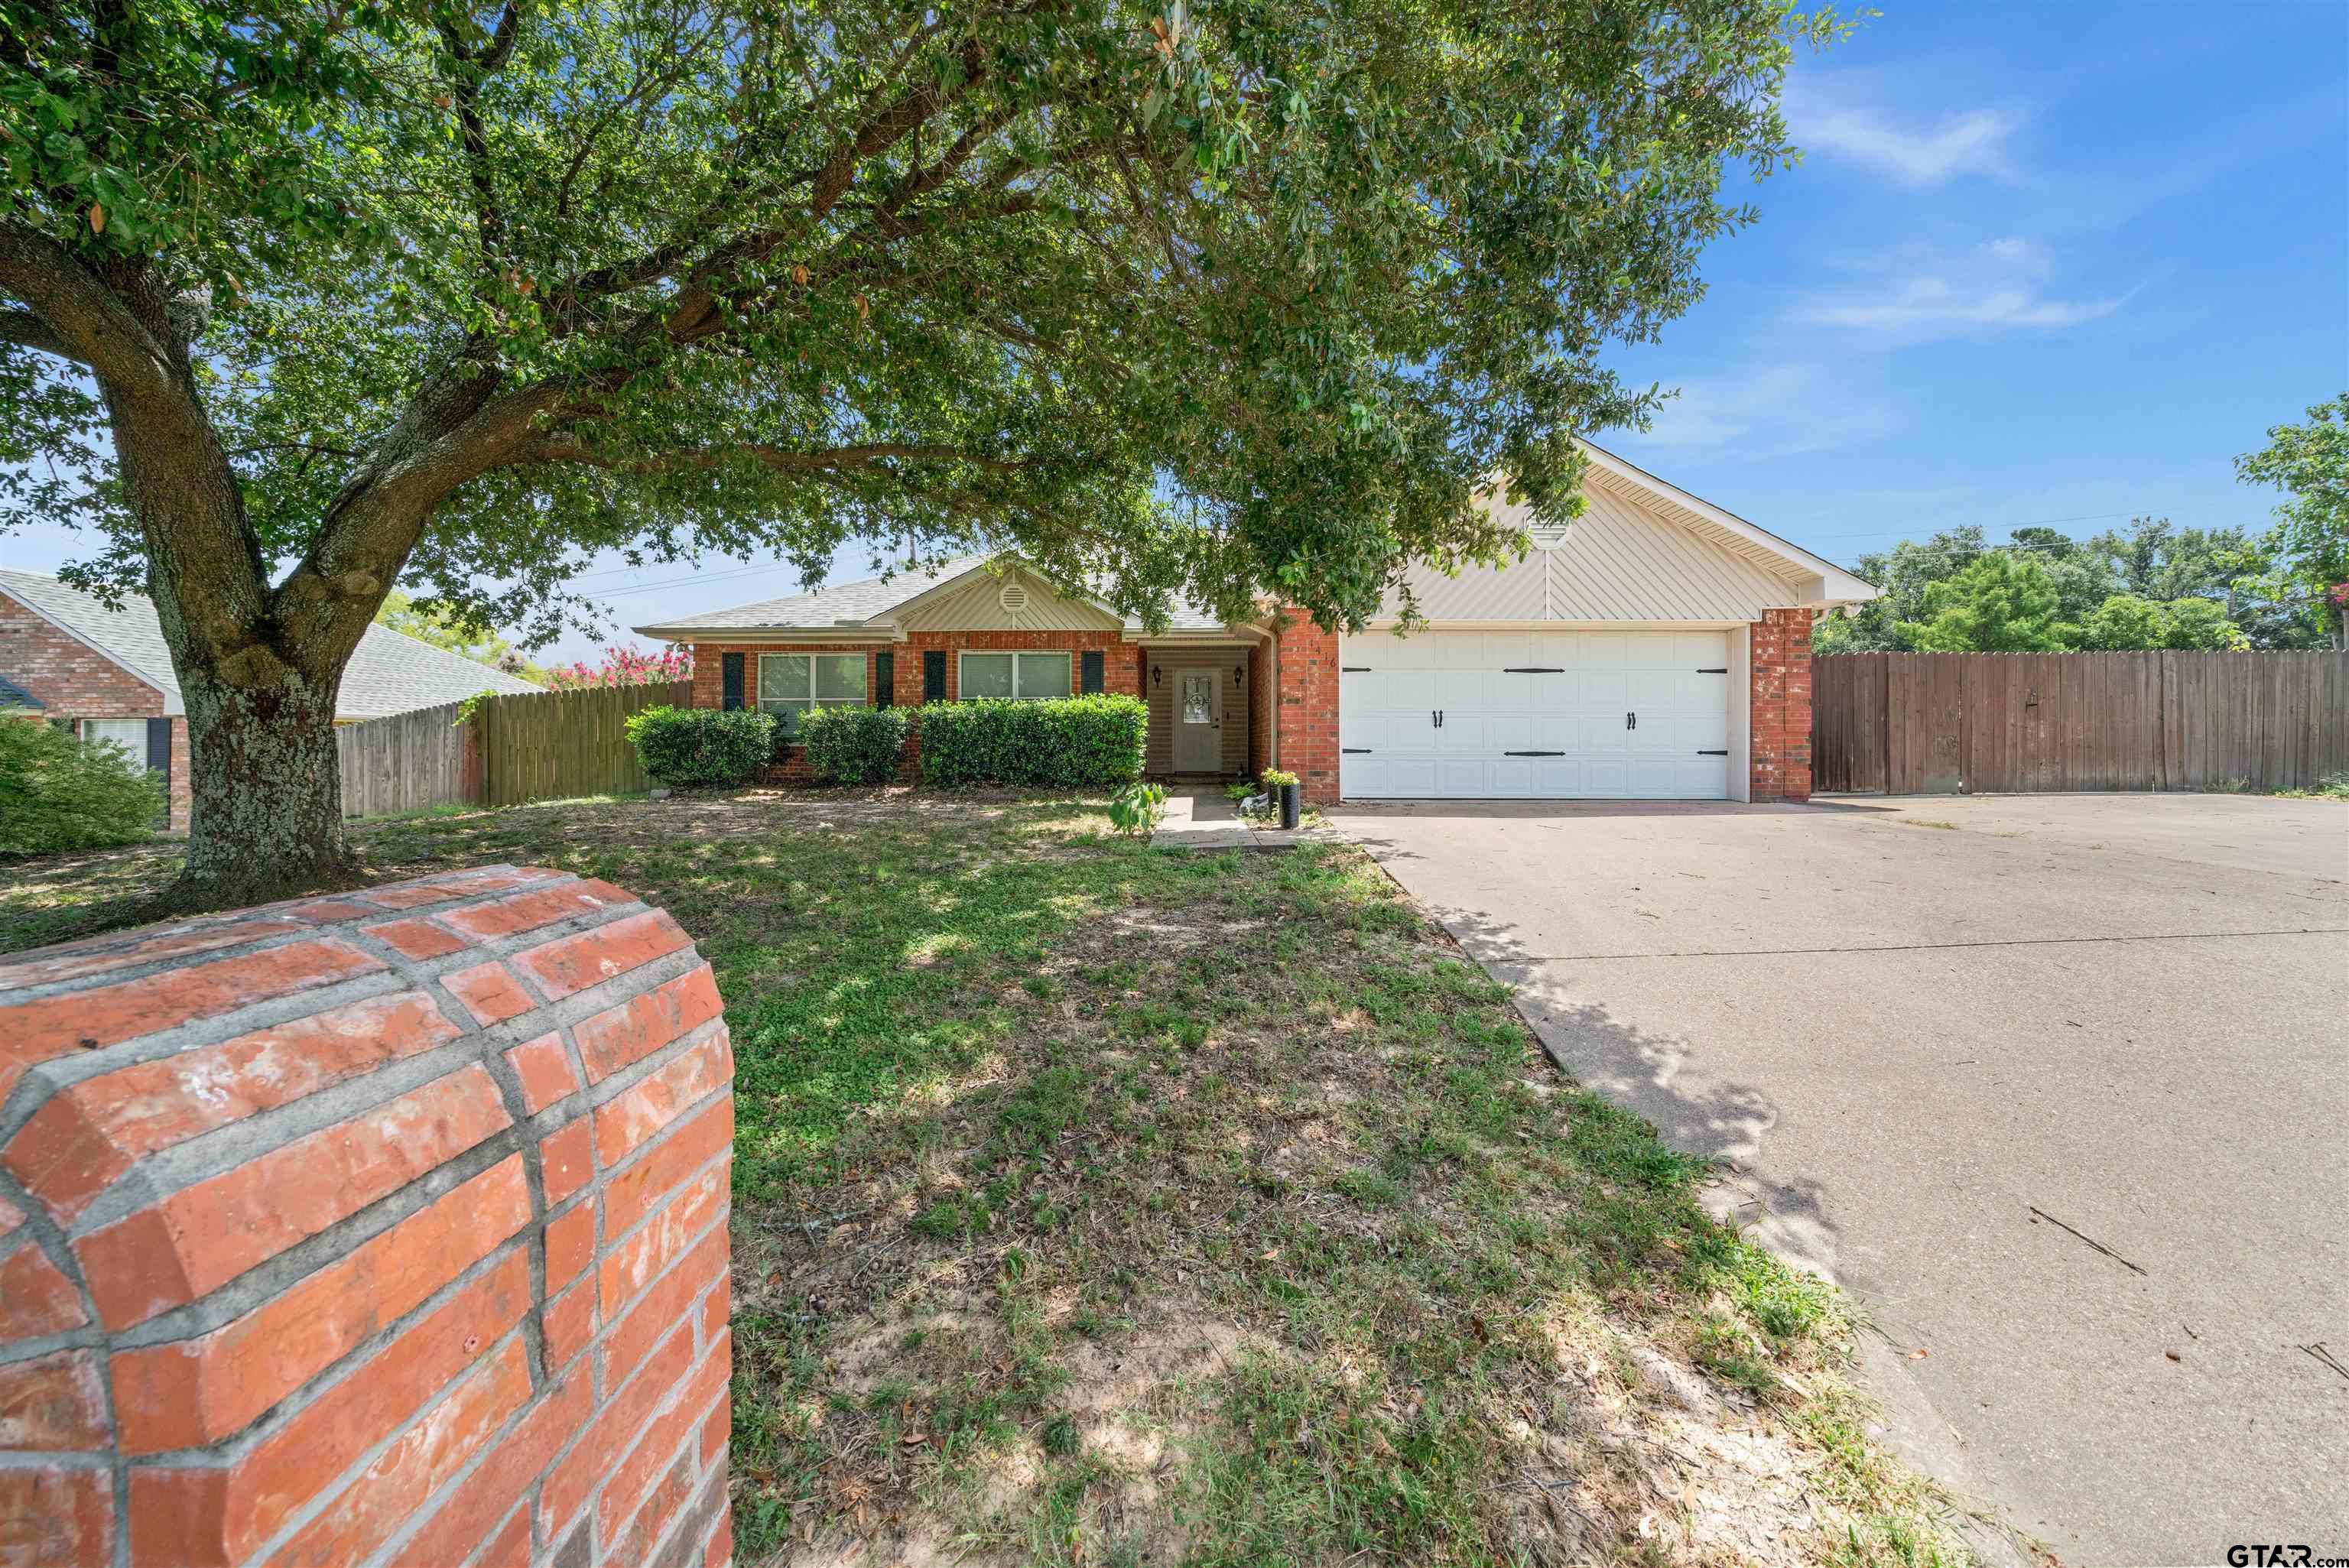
<box><xmin>999</xmin><ymin>582</ymin><xmax>1028</xmax><ymax>614</ymax></box>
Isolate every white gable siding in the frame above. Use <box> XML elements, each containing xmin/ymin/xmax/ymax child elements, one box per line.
<box><xmin>893</xmin><ymin>568</ymin><xmax>1120</xmax><ymax>633</ymax></box>
<box><xmin>1382</xmin><ymin>479</ymin><xmax>1808</xmax><ymax>624</ymax></box>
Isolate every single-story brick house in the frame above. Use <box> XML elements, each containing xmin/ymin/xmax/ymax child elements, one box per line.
<box><xmin>637</xmin><ymin>445</ymin><xmax>1878</xmax><ymax>804</ymax></box>
<box><xmin>1</xmin><ymin>569</ymin><xmax>540</xmax><ymax>830</ymax></box>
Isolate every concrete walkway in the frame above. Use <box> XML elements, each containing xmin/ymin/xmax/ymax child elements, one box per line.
<box><xmin>1332</xmin><ymin>793</ymin><xmax>2349</xmax><ymax>1565</ymax></box>
<box><xmin>1152</xmin><ymin>787</ymin><xmax>1314</xmax><ymax>852</ymax></box>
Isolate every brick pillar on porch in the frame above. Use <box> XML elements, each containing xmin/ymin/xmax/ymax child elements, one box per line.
<box><xmin>1273</xmin><ymin>608</ymin><xmax>1340</xmax><ymax>804</ymax></box>
<box><xmin>1750</xmin><ymin>608</ymin><xmax>1813</xmax><ymax>802</ymax></box>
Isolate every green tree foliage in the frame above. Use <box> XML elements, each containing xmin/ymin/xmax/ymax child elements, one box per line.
<box><xmin>375</xmin><ymin>589</ymin><xmax>542</xmax><ymax>679</ymax></box>
<box><xmin>0</xmin><ymin>720</ymin><xmax>164</xmax><ymax>856</ymax></box>
<box><xmin>1812</xmin><ymin>513</ymin><xmax>2297</xmax><ymax>654</ymax></box>
<box><xmin>2073</xmin><ymin>593</ymin><xmax>2247</xmax><ymax>651</ymax></box>
<box><xmin>1899</xmin><ymin>551</ymin><xmax>2065</xmax><ymax>651</ymax></box>
<box><xmin>0</xmin><ymin>0</ymin><xmax>1835</xmax><ymax>902</ymax></box>
<box><xmin>2235</xmin><ymin>393</ymin><xmax>2349</xmax><ymax>649</ymax></box>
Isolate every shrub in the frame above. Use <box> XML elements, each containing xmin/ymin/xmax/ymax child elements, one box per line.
<box><xmin>918</xmin><ymin>694</ymin><xmax>1147</xmax><ymax>790</ymax></box>
<box><xmin>0</xmin><ymin>720</ymin><xmax>164</xmax><ymax>856</ymax></box>
<box><xmin>1259</xmin><ymin>768</ymin><xmax>1299</xmax><ymax>789</ymax></box>
<box><xmin>623</xmin><ymin>705</ymin><xmax>775</xmax><ymax>788</ymax></box>
<box><xmin>1107</xmin><ymin>781</ymin><xmax>1167</xmax><ymax>838</ymax></box>
<box><xmin>798</xmin><ymin>705</ymin><xmax>912</xmax><ymax>785</ymax></box>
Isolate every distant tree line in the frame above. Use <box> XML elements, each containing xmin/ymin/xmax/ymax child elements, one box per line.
<box><xmin>1818</xmin><ymin>395</ymin><xmax>2348</xmax><ymax>655</ymax></box>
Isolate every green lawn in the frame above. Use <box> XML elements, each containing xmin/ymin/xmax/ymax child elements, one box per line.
<box><xmin>2</xmin><ymin>791</ymin><xmax>1983</xmax><ymax>1566</ymax></box>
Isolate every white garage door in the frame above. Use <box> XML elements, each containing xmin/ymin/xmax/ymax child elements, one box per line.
<box><xmin>1338</xmin><ymin>630</ymin><xmax>1733</xmax><ymax>799</ymax></box>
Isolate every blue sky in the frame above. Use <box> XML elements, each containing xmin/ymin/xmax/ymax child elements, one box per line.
<box><xmin>1604</xmin><ymin>0</ymin><xmax>2347</xmax><ymax>566</ymax></box>
<box><xmin>3</xmin><ymin>0</ymin><xmax>2342</xmax><ymax>663</ymax></box>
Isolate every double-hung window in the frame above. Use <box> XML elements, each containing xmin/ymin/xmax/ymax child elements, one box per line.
<box><xmin>958</xmin><ymin>651</ymin><xmax>1071</xmax><ymax>701</ymax></box>
<box><xmin>81</xmin><ymin>718</ymin><xmax>152</xmax><ymax>776</ymax></box>
<box><xmin>758</xmin><ymin>652</ymin><xmax>866</xmax><ymax>735</ymax></box>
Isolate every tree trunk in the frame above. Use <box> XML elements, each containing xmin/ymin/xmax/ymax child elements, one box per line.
<box><xmin>171</xmin><ymin>664</ymin><xmax>359</xmax><ymax>907</ymax></box>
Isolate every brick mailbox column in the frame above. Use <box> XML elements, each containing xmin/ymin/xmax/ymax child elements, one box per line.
<box><xmin>0</xmin><ymin>867</ymin><xmax>734</xmax><ymax>1568</ymax></box>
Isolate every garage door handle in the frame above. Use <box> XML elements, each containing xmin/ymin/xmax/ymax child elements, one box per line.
<box><xmin>1625</xmin><ymin>711</ymin><xmax>1636</xmax><ymax>730</ymax></box>
<box><xmin>1504</xmin><ymin>750</ymin><xmax>1564</xmax><ymax>757</ymax></box>
<box><xmin>1342</xmin><ymin>748</ymin><xmax>1372</xmax><ymax>754</ymax></box>
<box><xmin>1697</xmin><ymin>749</ymin><xmax>1727</xmax><ymax>756</ymax></box>
<box><xmin>1431</xmin><ymin>709</ymin><xmax>1442</xmax><ymax>728</ymax></box>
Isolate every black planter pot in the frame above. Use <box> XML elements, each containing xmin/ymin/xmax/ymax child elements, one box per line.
<box><xmin>1278</xmin><ymin>781</ymin><xmax>1301</xmax><ymax>829</ymax></box>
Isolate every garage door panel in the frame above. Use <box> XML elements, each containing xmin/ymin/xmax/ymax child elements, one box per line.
<box><xmin>1578</xmin><ymin>673</ymin><xmax>1629</xmax><ymax>708</ymax></box>
<box><xmin>1339</xmin><ymin>629</ymin><xmax>1732</xmax><ymax>800</ymax></box>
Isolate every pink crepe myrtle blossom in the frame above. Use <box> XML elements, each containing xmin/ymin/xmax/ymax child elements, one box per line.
<box><xmin>543</xmin><ymin>644</ymin><xmax>695</xmax><ymax>690</ymax></box>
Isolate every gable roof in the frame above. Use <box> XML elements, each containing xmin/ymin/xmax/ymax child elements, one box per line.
<box><xmin>0</xmin><ymin>570</ymin><xmax>541</xmax><ymax>719</ymax></box>
<box><xmin>1378</xmin><ymin>443</ymin><xmax>1878</xmax><ymax>623</ymax></box>
<box><xmin>632</xmin><ymin>556</ymin><xmax>1232</xmax><ymax>641</ymax></box>
<box><xmin>0</xmin><ymin>673</ymin><xmax>43</xmax><ymax>710</ymax></box>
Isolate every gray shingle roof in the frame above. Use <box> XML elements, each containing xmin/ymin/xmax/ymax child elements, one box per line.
<box><xmin>632</xmin><ymin>554</ymin><xmax>1232</xmax><ymax>636</ymax></box>
<box><xmin>0</xmin><ymin>570</ymin><xmax>540</xmax><ymax>720</ymax></box>
<box><xmin>0</xmin><ymin>673</ymin><xmax>43</xmax><ymax>709</ymax></box>
<box><xmin>633</xmin><ymin>557</ymin><xmax>993</xmax><ymax>633</ymax></box>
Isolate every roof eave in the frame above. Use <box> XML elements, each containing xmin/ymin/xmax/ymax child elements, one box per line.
<box><xmin>631</xmin><ymin>623</ymin><xmax>900</xmax><ymax>643</ymax></box>
<box><xmin>1572</xmin><ymin>440</ymin><xmax>1877</xmax><ymax>599</ymax></box>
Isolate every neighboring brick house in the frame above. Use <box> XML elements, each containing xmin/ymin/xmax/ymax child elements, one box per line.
<box><xmin>635</xmin><ymin>443</ymin><xmax>1876</xmax><ymax>805</ymax></box>
<box><xmin>0</xmin><ymin>570</ymin><xmax>538</xmax><ymax>831</ymax></box>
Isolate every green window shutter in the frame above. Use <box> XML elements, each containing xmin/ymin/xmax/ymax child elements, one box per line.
<box><xmin>922</xmin><ymin>650</ymin><xmax>947</xmax><ymax>701</ymax></box>
<box><xmin>1080</xmin><ymin>651</ymin><xmax>1104</xmax><ymax>694</ymax></box>
<box><xmin>721</xmin><ymin>653</ymin><xmax>744</xmax><ymax>710</ymax></box>
<box><xmin>874</xmin><ymin>651</ymin><xmax>895</xmax><ymax>708</ymax></box>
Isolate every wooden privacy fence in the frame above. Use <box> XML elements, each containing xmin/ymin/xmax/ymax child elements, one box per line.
<box><xmin>336</xmin><ymin>699</ymin><xmax>469</xmax><ymax>817</ymax></box>
<box><xmin>333</xmin><ymin>679</ymin><xmax>692</xmax><ymax>816</ymax></box>
<box><xmin>1814</xmin><ymin>651</ymin><xmax>2349</xmax><ymax>795</ymax></box>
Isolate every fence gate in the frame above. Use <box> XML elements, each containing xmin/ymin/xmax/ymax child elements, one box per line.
<box><xmin>1813</xmin><ymin>651</ymin><xmax>2348</xmax><ymax>794</ymax></box>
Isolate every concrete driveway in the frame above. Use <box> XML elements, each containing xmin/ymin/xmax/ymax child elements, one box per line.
<box><xmin>1333</xmin><ymin>793</ymin><xmax>2348</xmax><ymax>1565</ymax></box>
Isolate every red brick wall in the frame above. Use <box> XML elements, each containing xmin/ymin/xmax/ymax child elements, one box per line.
<box><xmin>0</xmin><ymin>593</ymin><xmax>190</xmax><ymax>830</ymax></box>
<box><xmin>1272</xmin><ymin>608</ymin><xmax>1340</xmax><ymax>803</ymax></box>
<box><xmin>0</xmin><ymin>868</ymin><xmax>735</xmax><ymax>1568</ymax></box>
<box><xmin>1750</xmin><ymin>609</ymin><xmax>1814</xmax><ymax>802</ymax></box>
<box><xmin>1248</xmin><ymin>640</ymin><xmax>1273</xmax><ymax>778</ymax></box>
<box><xmin>0</xmin><ymin>594</ymin><xmax>165</xmax><ymax>719</ymax></box>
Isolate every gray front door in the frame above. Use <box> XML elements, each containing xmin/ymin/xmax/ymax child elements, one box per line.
<box><xmin>1174</xmin><ymin>669</ymin><xmax>1221</xmax><ymax>772</ymax></box>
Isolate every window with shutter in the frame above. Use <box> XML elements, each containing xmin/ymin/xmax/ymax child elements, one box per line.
<box><xmin>875</xmin><ymin>651</ymin><xmax>895</xmax><ymax>707</ymax></box>
<box><xmin>1080</xmin><ymin>651</ymin><xmax>1104</xmax><ymax>694</ymax></box>
<box><xmin>721</xmin><ymin>653</ymin><xmax>744</xmax><ymax>710</ymax></box>
<box><xmin>922</xmin><ymin>650</ymin><xmax>947</xmax><ymax>701</ymax></box>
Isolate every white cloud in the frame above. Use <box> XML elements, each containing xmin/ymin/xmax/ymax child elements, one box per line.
<box><xmin>1798</xmin><ymin>278</ymin><xmax>2119</xmax><ymax>333</ymax></box>
<box><xmin>1789</xmin><ymin>237</ymin><xmax>2123</xmax><ymax>343</ymax></box>
<box><xmin>1629</xmin><ymin>365</ymin><xmax>1900</xmax><ymax>459</ymax></box>
<box><xmin>1790</xmin><ymin>99</ymin><xmax>2022</xmax><ymax>185</ymax></box>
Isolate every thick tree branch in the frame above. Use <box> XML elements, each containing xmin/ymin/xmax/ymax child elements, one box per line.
<box><xmin>436</xmin><ymin>2</ymin><xmax>525</xmax><ymax>264</ymax></box>
<box><xmin>0</xmin><ymin>306</ymin><xmax>88</xmax><ymax>364</ymax></box>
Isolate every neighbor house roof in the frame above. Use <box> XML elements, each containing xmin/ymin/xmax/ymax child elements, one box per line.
<box><xmin>632</xmin><ymin>555</ymin><xmax>1233</xmax><ymax>642</ymax></box>
<box><xmin>0</xmin><ymin>570</ymin><xmax>541</xmax><ymax>719</ymax></box>
<box><xmin>0</xmin><ymin>673</ymin><xmax>43</xmax><ymax>710</ymax></box>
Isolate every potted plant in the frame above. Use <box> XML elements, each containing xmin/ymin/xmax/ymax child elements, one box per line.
<box><xmin>1260</xmin><ymin>768</ymin><xmax>1301</xmax><ymax>829</ymax></box>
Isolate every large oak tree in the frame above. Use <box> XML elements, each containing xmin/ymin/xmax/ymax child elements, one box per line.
<box><xmin>2</xmin><ymin>0</ymin><xmax>1824</xmax><ymax>905</ymax></box>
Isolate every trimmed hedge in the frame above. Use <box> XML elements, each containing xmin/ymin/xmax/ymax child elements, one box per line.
<box><xmin>798</xmin><ymin>705</ymin><xmax>912</xmax><ymax>785</ymax></box>
<box><xmin>624</xmin><ymin>705</ymin><xmax>775</xmax><ymax>788</ymax></box>
<box><xmin>0</xmin><ymin>719</ymin><xmax>163</xmax><ymax>857</ymax></box>
<box><xmin>918</xmin><ymin>695</ymin><xmax>1147</xmax><ymax>790</ymax></box>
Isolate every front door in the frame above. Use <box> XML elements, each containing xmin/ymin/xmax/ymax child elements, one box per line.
<box><xmin>1174</xmin><ymin>668</ymin><xmax>1222</xmax><ymax>772</ymax></box>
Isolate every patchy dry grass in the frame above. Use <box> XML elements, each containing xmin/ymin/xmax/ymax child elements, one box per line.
<box><xmin>3</xmin><ymin>790</ymin><xmax>1983</xmax><ymax>1566</ymax></box>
